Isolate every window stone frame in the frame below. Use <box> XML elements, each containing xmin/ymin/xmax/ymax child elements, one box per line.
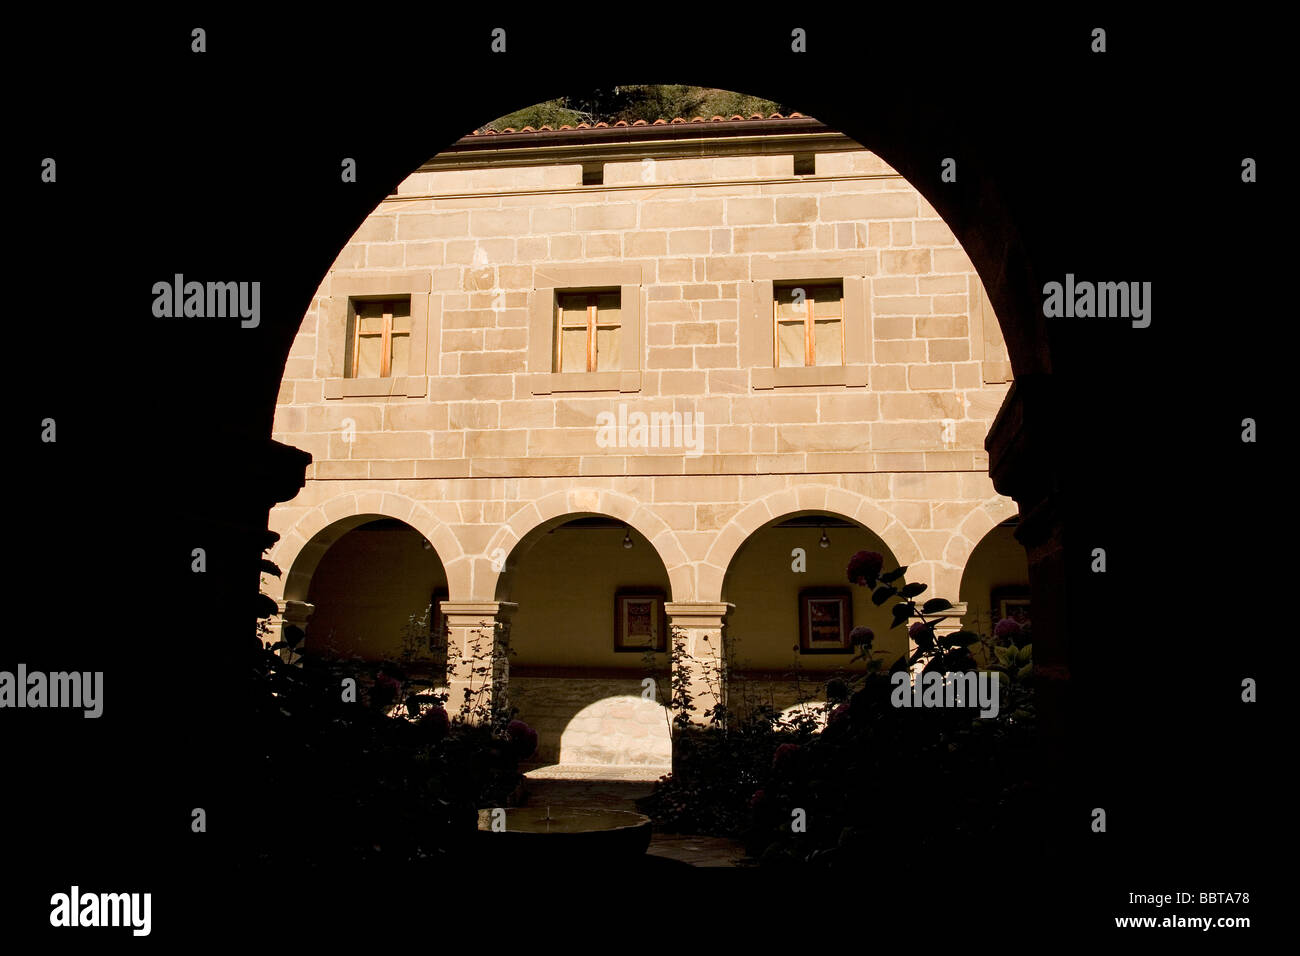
<box><xmin>321</xmin><ymin>271</ymin><xmax>433</xmax><ymax>399</ymax></box>
<box><xmin>527</xmin><ymin>262</ymin><xmax>643</xmax><ymax>394</ymax></box>
<box><xmin>742</xmin><ymin>254</ymin><xmax>871</xmax><ymax>389</ymax></box>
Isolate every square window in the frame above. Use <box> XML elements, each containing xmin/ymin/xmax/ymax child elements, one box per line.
<box><xmin>345</xmin><ymin>297</ymin><xmax>411</xmax><ymax>379</ymax></box>
<box><xmin>553</xmin><ymin>288</ymin><xmax>622</xmax><ymax>373</ymax></box>
<box><xmin>773</xmin><ymin>281</ymin><xmax>845</xmax><ymax>367</ymax></box>
<box><xmin>322</xmin><ymin>272</ymin><xmax>431</xmax><ymax>400</ymax></box>
<box><xmin>528</xmin><ymin>262</ymin><xmax>643</xmax><ymax>394</ymax></box>
<box><xmin>742</xmin><ymin>259</ymin><xmax>870</xmax><ymax>389</ymax></box>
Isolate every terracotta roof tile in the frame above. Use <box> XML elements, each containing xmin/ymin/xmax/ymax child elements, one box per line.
<box><xmin>471</xmin><ymin>111</ymin><xmax>816</xmax><ymax>136</ymax></box>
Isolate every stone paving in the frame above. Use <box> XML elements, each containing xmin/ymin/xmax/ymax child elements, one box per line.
<box><xmin>521</xmin><ymin>764</ymin><xmax>748</xmax><ymax>867</ymax></box>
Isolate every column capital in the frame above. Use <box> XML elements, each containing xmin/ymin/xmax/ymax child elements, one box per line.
<box><xmin>921</xmin><ymin>600</ymin><xmax>967</xmax><ymax>620</ymax></box>
<box><xmin>665</xmin><ymin>602</ymin><xmax>734</xmax><ymax>627</ymax></box>
<box><xmin>926</xmin><ymin>601</ymin><xmax>968</xmax><ymax>630</ymax></box>
<box><xmin>439</xmin><ymin>601</ymin><xmax>518</xmax><ymax>624</ymax></box>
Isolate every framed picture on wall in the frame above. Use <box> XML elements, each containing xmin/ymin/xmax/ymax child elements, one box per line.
<box><xmin>614</xmin><ymin>588</ymin><xmax>667</xmax><ymax>652</ymax></box>
<box><xmin>798</xmin><ymin>587</ymin><xmax>854</xmax><ymax>653</ymax></box>
<box><xmin>990</xmin><ymin>586</ymin><xmax>1031</xmax><ymax>627</ymax></box>
<box><xmin>429</xmin><ymin>587</ymin><xmax>449</xmax><ymax>653</ymax></box>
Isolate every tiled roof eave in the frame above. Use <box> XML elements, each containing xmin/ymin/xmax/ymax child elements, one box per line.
<box><xmin>454</xmin><ymin>113</ymin><xmax>830</xmax><ymax>152</ymax></box>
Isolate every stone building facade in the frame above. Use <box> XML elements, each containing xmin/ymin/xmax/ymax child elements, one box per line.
<box><xmin>265</xmin><ymin>112</ymin><xmax>1028</xmax><ymax>768</ymax></box>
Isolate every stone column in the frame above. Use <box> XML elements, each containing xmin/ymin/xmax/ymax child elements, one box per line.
<box><xmin>928</xmin><ymin>601</ymin><xmax>969</xmax><ymax>642</ymax></box>
<box><xmin>906</xmin><ymin>602</ymin><xmax>969</xmax><ymax>683</ymax></box>
<box><xmin>440</xmin><ymin>601</ymin><xmax>516</xmax><ymax>726</ymax></box>
<box><xmin>274</xmin><ymin>599</ymin><xmax>315</xmax><ymax>664</ymax></box>
<box><xmin>664</xmin><ymin>602</ymin><xmax>733</xmax><ymax>728</ymax></box>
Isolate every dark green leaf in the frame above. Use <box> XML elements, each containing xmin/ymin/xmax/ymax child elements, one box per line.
<box><xmin>899</xmin><ymin>582</ymin><xmax>927</xmax><ymax>598</ymax></box>
<box><xmin>880</xmin><ymin>566</ymin><xmax>908</xmax><ymax>583</ymax></box>
<box><xmin>871</xmin><ymin>585</ymin><xmax>897</xmax><ymax>606</ymax></box>
<box><xmin>891</xmin><ymin>603</ymin><xmax>913</xmax><ymax>628</ymax></box>
<box><xmin>943</xmin><ymin>648</ymin><xmax>976</xmax><ymax>669</ymax></box>
<box><xmin>920</xmin><ymin>597</ymin><xmax>952</xmax><ymax>614</ymax></box>
<box><xmin>912</xmin><ymin>625</ymin><xmax>934</xmax><ymax>650</ymax></box>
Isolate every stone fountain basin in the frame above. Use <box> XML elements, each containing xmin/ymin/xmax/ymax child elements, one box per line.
<box><xmin>476</xmin><ymin>807</ymin><xmax>653</xmax><ymax>860</ymax></box>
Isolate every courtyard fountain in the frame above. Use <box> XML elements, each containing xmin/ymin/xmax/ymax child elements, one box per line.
<box><xmin>476</xmin><ymin>805</ymin><xmax>653</xmax><ymax>861</ymax></box>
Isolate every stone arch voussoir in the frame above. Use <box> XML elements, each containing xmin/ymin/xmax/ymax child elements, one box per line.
<box><xmin>700</xmin><ymin>485</ymin><xmax>924</xmax><ymax>602</ymax></box>
<box><xmin>271</xmin><ymin>491</ymin><xmax>465</xmax><ymax>603</ymax></box>
<box><xmin>937</xmin><ymin>495</ymin><xmax>1021</xmax><ymax>599</ymax></box>
<box><xmin>483</xmin><ymin>490</ymin><xmax>693</xmax><ymax>602</ymax></box>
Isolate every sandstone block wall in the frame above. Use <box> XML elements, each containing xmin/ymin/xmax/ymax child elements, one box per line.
<box><xmin>268</xmin><ymin>141</ymin><xmax>1018</xmax><ymax>608</ymax></box>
